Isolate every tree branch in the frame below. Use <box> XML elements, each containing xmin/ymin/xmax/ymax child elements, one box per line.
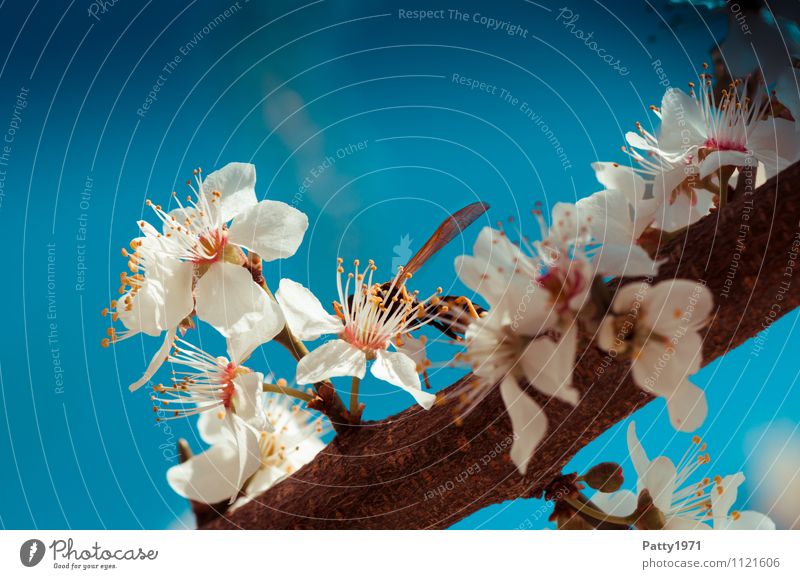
<box><xmin>205</xmin><ymin>161</ymin><xmax>800</xmax><ymax>529</ymax></box>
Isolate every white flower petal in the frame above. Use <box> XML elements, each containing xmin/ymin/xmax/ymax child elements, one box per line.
<box><xmin>194</xmin><ymin>262</ymin><xmax>284</xmax><ymax>362</ymax></box>
<box><xmin>643</xmin><ymin>280</ymin><xmax>713</xmax><ymax>334</ymax></box>
<box><xmin>197</xmin><ymin>411</ymin><xmax>233</xmax><ymax>445</ymax></box>
<box><xmin>749</xmin><ymin>118</ymin><xmax>799</xmax><ymax>176</ymax></box>
<box><xmin>156</xmin><ymin>259</ymin><xmax>195</xmax><ymax>330</ymax></box>
<box><xmin>455</xmin><ymin>226</ymin><xmax>534</xmax><ymax>309</ymax></box>
<box><xmin>576</xmin><ymin>187</ymin><xmax>649</xmax><ymax>246</ymax></box>
<box><xmin>626</xmin><ymin>422</ymin><xmax>651</xmax><ymax>479</ymax></box>
<box><xmin>658</xmin><ymin>89</ymin><xmax>707</xmax><ymax>154</ymax></box>
<box><xmin>591</xmin><ymin>490</ymin><xmax>637</xmax><ymax>517</ymax></box>
<box><xmin>129</xmin><ymin>328</ymin><xmax>177</xmax><ymax>391</ymax></box>
<box><xmin>632</xmin><ymin>334</ymin><xmax>702</xmax><ymax>398</ymax></box>
<box><xmin>232</xmin><ymin>371</ymin><xmax>267</xmax><ymax>428</ymax></box>
<box><xmin>117</xmin><ymin>284</ymin><xmax>163</xmax><ymax>337</ymax></box>
<box><xmin>612</xmin><ymin>282</ymin><xmax>646</xmax><ymax>315</ymax></box>
<box><xmin>167</xmin><ymin>441</ymin><xmax>242</xmax><ymax>504</ymax></box>
<box><xmin>287</xmin><ymin>436</ymin><xmax>326</xmax><ymax>469</ymax></box>
<box><xmin>699</xmin><ymin>150</ymin><xmax>750</xmax><ymax>180</ymax></box>
<box><xmin>201</xmin><ymin>162</ymin><xmax>258</xmax><ymax>223</ymax></box>
<box><xmin>230</xmin><ymin>414</ymin><xmax>263</xmax><ymax>503</ymax></box>
<box><xmin>592</xmin><ymin>244</ymin><xmax>661</xmax><ymax>278</ymax></box>
<box><xmin>295</xmin><ymin>339</ymin><xmax>366</xmax><ymax>384</ymax></box>
<box><xmin>396</xmin><ymin>334</ymin><xmax>428</xmax><ymax>369</ymax></box>
<box><xmin>244</xmin><ymin>465</ymin><xmax>287</xmax><ymax>498</ymax></box>
<box><xmin>711</xmin><ymin>472</ymin><xmax>745</xmax><ymax>524</ymax></box>
<box><xmin>664</xmin><ymin>517</ymin><xmax>711</xmax><ymax>530</ymax></box>
<box><xmin>639</xmin><ymin>455</ymin><xmax>678</xmax><ymax>514</ymax></box>
<box><xmin>591</xmin><ymin>162</ymin><xmax>648</xmax><ymax>204</ymax></box>
<box><xmin>499</xmin><ymin>376</ymin><xmax>547</xmax><ymax>475</ymax></box>
<box><xmin>720</xmin><ymin>510</ymin><xmax>776</xmax><ymax>530</ymax></box>
<box><xmin>665</xmin><ymin>380</ymin><xmax>707</xmax><ymax>432</ymax></box>
<box><xmin>118</xmin><ymin>258</ymin><xmax>193</xmax><ymax>336</ymax></box>
<box><xmin>500</xmin><ymin>280</ymin><xmax>552</xmax><ymax>337</ymax></box>
<box><xmin>520</xmin><ymin>326</ymin><xmax>579</xmax><ymax>406</ymax></box>
<box><xmin>228</xmin><ymin>200</ymin><xmax>308</xmax><ymax>262</ymax></box>
<box><xmin>275</xmin><ymin>278</ymin><xmax>342</xmax><ymax>341</ymax></box>
<box><xmin>654</xmin><ymin>180</ymin><xmax>714</xmax><ymax>233</ymax></box>
<box><xmin>371</xmin><ymin>350</ymin><xmax>435</xmax><ymax>410</ymax></box>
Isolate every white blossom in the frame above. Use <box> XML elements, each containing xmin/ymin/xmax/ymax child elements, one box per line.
<box><xmin>597</xmin><ymin>279</ymin><xmax>712</xmax><ymax>432</ymax></box>
<box><xmin>592</xmin><ymin>422</ymin><xmax>775</xmax><ymax>530</ymax></box>
<box><xmin>156</xmin><ymin>338</ymin><xmax>270</xmax><ymax>503</ymax></box>
<box><xmin>104</xmin><ymin>163</ymin><xmax>308</xmax><ymax>390</ymax></box>
<box><xmin>167</xmin><ymin>386</ymin><xmax>328</xmax><ymax>508</ymax></box>
<box><xmin>454</xmin><ymin>210</ymin><xmax>594</xmax><ymax>473</ymax></box>
<box><xmin>275</xmin><ymin>260</ymin><xmax>438</xmax><ymax>409</ymax></box>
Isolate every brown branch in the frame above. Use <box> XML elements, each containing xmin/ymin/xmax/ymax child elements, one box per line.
<box><xmin>205</xmin><ymin>161</ymin><xmax>800</xmax><ymax>529</ymax></box>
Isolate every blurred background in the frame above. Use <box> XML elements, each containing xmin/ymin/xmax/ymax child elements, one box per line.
<box><xmin>0</xmin><ymin>0</ymin><xmax>798</xmax><ymax>529</ymax></box>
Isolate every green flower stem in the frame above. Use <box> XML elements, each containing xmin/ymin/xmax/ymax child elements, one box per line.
<box><xmin>253</xmin><ymin>269</ymin><xmax>350</xmax><ymax>429</ymax></box>
<box><xmin>350</xmin><ymin>377</ymin><xmax>361</xmax><ymax>419</ymax></box>
<box><xmin>563</xmin><ymin>495</ymin><xmax>633</xmax><ymax>527</ymax></box>
<box><xmin>262</xmin><ymin>382</ymin><xmax>314</xmax><ymax>403</ymax></box>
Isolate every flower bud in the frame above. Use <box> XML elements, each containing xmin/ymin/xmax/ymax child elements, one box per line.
<box><xmin>582</xmin><ymin>462</ymin><xmax>624</xmax><ymax>493</ymax></box>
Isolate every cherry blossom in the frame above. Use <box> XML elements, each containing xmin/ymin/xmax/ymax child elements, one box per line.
<box><xmin>591</xmin><ymin>422</ymin><xmax>775</xmax><ymax>530</ymax></box>
<box><xmin>168</xmin><ymin>389</ymin><xmax>328</xmax><ymax>508</ymax></box>
<box><xmin>156</xmin><ymin>338</ymin><xmax>270</xmax><ymax>503</ymax></box>
<box><xmin>104</xmin><ymin>162</ymin><xmax>308</xmax><ymax>390</ymax></box>
<box><xmin>275</xmin><ymin>260</ymin><xmax>438</xmax><ymax>409</ymax></box>
<box><xmin>454</xmin><ymin>212</ymin><xmax>592</xmax><ymax>473</ymax></box>
<box><xmin>607</xmin><ymin>72</ymin><xmax>799</xmax><ymax>234</ymax></box>
<box><xmin>597</xmin><ymin>279</ymin><xmax>712</xmax><ymax>432</ymax></box>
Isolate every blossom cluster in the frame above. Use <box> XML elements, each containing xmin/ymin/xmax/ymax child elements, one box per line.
<box><xmin>104</xmin><ymin>68</ymin><xmax>794</xmax><ymax>528</ymax></box>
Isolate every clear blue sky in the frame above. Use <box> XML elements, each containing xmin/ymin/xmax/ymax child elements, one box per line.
<box><xmin>1</xmin><ymin>0</ymin><xmax>797</xmax><ymax>529</ymax></box>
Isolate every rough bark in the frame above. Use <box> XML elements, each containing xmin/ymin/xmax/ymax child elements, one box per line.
<box><xmin>205</xmin><ymin>161</ymin><xmax>800</xmax><ymax>529</ymax></box>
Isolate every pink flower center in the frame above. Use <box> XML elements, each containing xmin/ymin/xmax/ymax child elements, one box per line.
<box><xmin>342</xmin><ymin>324</ymin><xmax>389</xmax><ymax>354</ymax></box>
<box><xmin>538</xmin><ymin>266</ymin><xmax>586</xmax><ymax>315</ymax></box>
<box><xmin>221</xmin><ymin>362</ymin><xmax>238</xmax><ymax>409</ymax></box>
<box><xmin>704</xmin><ymin>138</ymin><xmax>747</xmax><ymax>153</ymax></box>
<box><xmin>195</xmin><ymin>229</ymin><xmax>228</xmax><ymax>265</ymax></box>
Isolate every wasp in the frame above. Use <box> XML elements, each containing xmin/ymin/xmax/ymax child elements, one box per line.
<box><xmin>363</xmin><ymin>202</ymin><xmax>489</xmax><ymax>341</ymax></box>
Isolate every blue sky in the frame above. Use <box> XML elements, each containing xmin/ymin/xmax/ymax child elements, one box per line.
<box><xmin>1</xmin><ymin>0</ymin><xmax>797</xmax><ymax>529</ymax></box>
